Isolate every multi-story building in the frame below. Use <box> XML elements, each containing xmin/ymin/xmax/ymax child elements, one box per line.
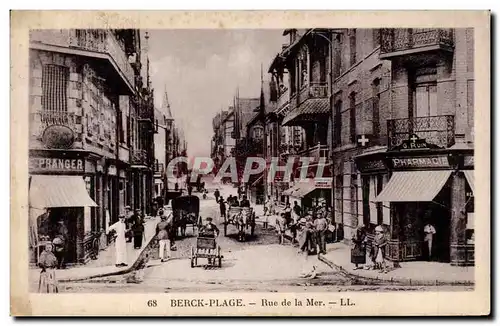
<box><xmin>28</xmin><ymin>29</ymin><xmax>155</xmax><ymax>265</ymax></box>
<box><xmin>268</xmin><ymin>28</ymin><xmax>333</xmax><ymax>212</ymax></box>
<box><xmin>352</xmin><ymin>28</ymin><xmax>475</xmax><ymax>266</ymax></box>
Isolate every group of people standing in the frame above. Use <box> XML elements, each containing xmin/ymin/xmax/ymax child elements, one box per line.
<box><xmin>214</xmin><ymin>188</ymin><xmax>251</xmax><ymax>219</ymax></box>
<box><xmin>350</xmin><ymin>224</ymin><xmax>390</xmax><ymax>273</ymax></box>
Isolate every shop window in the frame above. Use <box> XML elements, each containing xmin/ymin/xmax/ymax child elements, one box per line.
<box><xmin>41</xmin><ymin>64</ymin><xmax>69</xmax><ymax>112</ymax></box>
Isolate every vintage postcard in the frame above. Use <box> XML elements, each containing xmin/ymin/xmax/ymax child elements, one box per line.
<box><xmin>10</xmin><ymin>10</ymin><xmax>490</xmax><ymax>316</ymax></box>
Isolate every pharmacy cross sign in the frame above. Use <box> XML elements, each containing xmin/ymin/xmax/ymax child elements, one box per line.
<box><xmin>357</xmin><ymin>134</ymin><xmax>370</xmax><ymax>147</ymax></box>
<box><xmin>410</xmin><ymin>134</ymin><xmax>419</xmax><ymax>143</ymax></box>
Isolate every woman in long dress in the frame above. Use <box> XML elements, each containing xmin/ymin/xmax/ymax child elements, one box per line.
<box><xmin>107</xmin><ymin>215</ymin><xmax>128</xmax><ymax>267</ymax></box>
<box><xmin>38</xmin><ymin>243</ymin><xmax>59</xmax><ymax>293</ymax></box>
<box><xmin>373</xmin><ymin>225</ymin><xmax>388</xmax><ymax>273</ymax></box>
<box><xmin>351</xmin><ymin>226</ymin><xmax>367</xmax><ymax>269</ymax></box>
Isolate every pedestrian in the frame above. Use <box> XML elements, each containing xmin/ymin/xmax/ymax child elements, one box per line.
<box><xmin>240</xmin><ymin>195</ymin><xmax>250</xmax><ymax>208</ymax></box>
<box><xmin>38</xmin><ymin>243</ymin><xmax>59</xmax><ymax>293</ymax></box>
<box><xmin>283</xmin><ymin>202</ymin><xmax>292</xmax><ymax>226</ymax></box>
<box><xmin>373</xmin><ymin>225</ymin><xmax>388</xmax><ymax>273</ymax></box>
<box><xmin>219</xmin><ymin>198</ymin><xmax>226</xmax><ymax>220</ymax></box>
<box><xmin>157</xmin><ymin>195</ymin><xmax>164</xmax><ymax>212</ymax></box>
<box><xmin>297</xmin><ymin>215</ymin><xmax>317</xmax><ymax>279</ymax></box>
<box><xmin>188</xmin><ymin>184</ymin><xmax>193</xmax><ymax>196</ymax></box>
<box><xmin>307</xmin><ymin>214</ymin><xmax>317</xmax><ymax>255</ymax></box>
<box><xmin>156</xmin><ymin>213</ymin><xmax>172</xmax><ymax>262</ymax></box>
<box><xmin>200</xmin><ymin>217</ymin><xmax>220</xmax><ymax>238</ymax></box>
<box><xmin>275</xmin><ymin>213</ymin><xmax>287</xmax><ymax>245</ymax></box>
<box><xmin>351</xmin><ymin>225</ymin><xmax>367</xmax><ymax>269</ymax></box>
<box><xmin>131</xmin><ymin>215</ymin><xmax>145</xmax><ymax>249</ymax></box>
<box><xmin>107</xmin><ymin>215</ymin><xmax>129</xmax><ymax>267</ymax></box>
<box><xmin>314</xmin><ymin>211</ymin><xmax>328</xmax><ymax>255</ymax></box>
<box><xmin>214</xmin><ymin>189</ymin><xmax>220</xmax><ymax>203</ymax></box>
<box><xmin>424</xmin><ymin>219</ymin><xmax>436</xmax><ymax>261</ymax></box>
<box><xmin>52</xmin><ymin>220</ymin><xmax>68</xmax><ymax>269</ymax></box>
<box><xmin>124</xmin><ymin>207</ymin><xmax>134</xmax><ymax>242</ymax></box>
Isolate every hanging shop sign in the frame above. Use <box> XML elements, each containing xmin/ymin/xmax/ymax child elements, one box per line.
<box><xmin>391</xmin><ymin>134</ymin><xmax>441</xmax><ymax>151</ymax></box>
<box><xmin>314</xmin><ymin>178</ymin><xmax>332</xmax><ymax>189</ymax></box>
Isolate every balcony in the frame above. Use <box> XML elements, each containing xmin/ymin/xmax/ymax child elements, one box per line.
<box><xmin>380</xmin><ymin>29</ymin><xmax>454</xmax><ymax>59</ymax></box>
<box><xmin>283</xmin><ymin>82</ymin><xmax>329</xmax><ymax>127</ymax></box>
<box><xmin>154</xmin><ymin>162</ymin><xmax>165</xmax><ymax>175</ymax></box>
<box><xmin>31</xmin><ymin>110</ymin><xmax>77</xmax><ymax>141</ymax></box>
<box><xmin>297</xmin><ymin>144</ymin><xmax>329</xmax><ymax>163</ymax></box>
<box><xmin>30</xmin><ymin>29</ymin><xmax>135</xmax><ymax>94</ymax></box>
<box><xmin>276</xmin><ymin>86</ymin><xmax>290</xmax><ymax>115</ymax></box>
<box><xmin>131</xmin><ymin>149</ymin><xmax>148</xmax><ymax>166</ymax></box>
<box><xmin>387</xmin><ymin>115</ymin><xmax>455</xmax><ymax>150</ymax></box>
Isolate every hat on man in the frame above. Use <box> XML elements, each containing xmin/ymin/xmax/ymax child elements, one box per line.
<box><xmin>125</xmin><ymin>206</ymin><xmax>131</xmax><ymax>210</ymax></box>
<box><xmin>375</xmin><ymin>225</ymin><xmax>384</xmax><ymax>232</ymax></box>
<box><xmin>206</xmin><ymin>217</ymin><xmax>213</xmax><ymax>222</ymax></box>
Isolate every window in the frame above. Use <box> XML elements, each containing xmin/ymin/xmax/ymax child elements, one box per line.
<box><xmin>373</xmin><ymin>29</ymin><xmax>381</xmax><ymax>48</ymax></box>
<box><xmin>413</xmin><ymin>83</ymin><xmax>437</xmax><ymax>118</ymax></box>
<box><xmin>334</xmin><ymin>100</ymin><xmax>342</xmax><ymax>147</ymax></box>
<box><xmin>41</xmin><ymin>64</ymin><xmax>69</xmax><ymax>112</ymax></box>
<box><xmin>333</xmin><ymin>34</ymin><xmax>342</xmax><ymax>79</ymax></box>
<box><xmin>372</xmin><ymin>79</ymin><xmax>381</xmax><ymax>139</ymax></box>
<box><xmin>118</xmin><ymin>109</ymin><xmax>125</xmax><ymax>144</ymax></box>
<box><xmin>411</xmin><ymin>67</ymin><xmax>438</xmax><ymax>118</ymax></box>
<box><xmin>349</xmin><ymin>92</ymin><xmax>357</xmax><ymax>143</ymax></box>
<box><xmin>349</xmin><ymin>29</ymin><xmax>357</xmax><ymax>66</ymax></box>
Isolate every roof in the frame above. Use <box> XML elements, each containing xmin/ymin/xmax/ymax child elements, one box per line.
<box><xmin>282</xmin><ymin>98</ymin><xmax>330</xmax><ymax>126</ymax></box>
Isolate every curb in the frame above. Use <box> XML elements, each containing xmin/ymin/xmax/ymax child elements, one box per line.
<box><xmin>318</xmin><ymin>255</ymin><xmax>475</xmax><ymax>287</ymax></box>
<box><xmin>59</xmin><ymin>228</ymin><xmax>158</xmax><ymax>283</ymax></box>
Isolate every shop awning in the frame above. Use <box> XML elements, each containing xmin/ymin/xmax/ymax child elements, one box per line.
<box><xmin>463</xmin><ymin>170</ymin><xmax>474</xmax><ymax>194</ymax></box>
<box><xmin>374</xmin><ymin>170</ymin><xmax>452</xmax><ymax>202</ymax></box>
<box><xmin>282</xmin><ymin>182</ymin><xmax>316</xmax><ymax>198</ymax></box>
<box><xmin>30</xmin><ymin>175</ymin><xmax>98</xmax><ymax>209</ymax></box>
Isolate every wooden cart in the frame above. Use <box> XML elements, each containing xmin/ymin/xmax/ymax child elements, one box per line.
<box><xmin>224</xmin><ymin>206</ymin><xmax>256</xmax><ymax>241</ymax></box>
<box><xmin>190</xmin><ymin>236</ymin><xmax>222</xmax><ymax>268</ymax></box>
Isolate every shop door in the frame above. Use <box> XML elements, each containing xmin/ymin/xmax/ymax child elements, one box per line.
<box><xmin>429</xmin><ymin>189</ymin><xmax>451</xmax><ymax>262</ymax></box>
<box><xmin>49</xmin><ymin>207</ymin><xmax>79</xmax><ymax>264</ymax></box>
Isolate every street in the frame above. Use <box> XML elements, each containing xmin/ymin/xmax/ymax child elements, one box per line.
<box><xmin>58</xmin><ymin>183</ymin><xmax>473</xmax><ymax>293</ymax></box>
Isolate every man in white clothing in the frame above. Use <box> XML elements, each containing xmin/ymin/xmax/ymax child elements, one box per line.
<box><xmin>107</xmin><ymin>215</ymin><xmax>128</xmax><ymax>267</ymax></box>
<box><xmin>424</xmin><ymin>222</ymin><xmax>437</xmax><ymax>261</ymax></box>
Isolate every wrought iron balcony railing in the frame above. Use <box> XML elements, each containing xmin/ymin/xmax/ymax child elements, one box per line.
<box><xmin>154</xmin><ymin>162</ymin><xmax>165</xmax><ymax>174</ymax></box>
<box><xmin>296</xmin><ymin>144</ymin><xmax>329</xmax><ymax>163</ymax></box>
<box><xmin>380</xmin><ymin>28</ymin><xmax>454</xmax><ymax>57</ymax></box>
<box><xmin>296</xmin><ymin>82</ymin><xmax>328</xmax><ymax>105</ymax></box>
<box><xmin>131</xmin><ymin>149</ymin><xmax>148</xmax><ymax>165</ymax></box>
<box><xmin>30</xmin><ymin>29</ymin><xmax>135</xmax><ymax>89</ymax></box>
<box><xmin>387</xmin><ymin>115</ymin><xmax>455</xmax><ymax>150</ymax></box>
<box><xmin>31</xmin><ymin>110</ymin><xmax>77</xmax><ymax>140</ymax></box>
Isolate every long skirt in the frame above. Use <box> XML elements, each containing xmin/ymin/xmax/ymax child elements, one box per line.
<box><xmin>351</xmin><ymin>244</ymin><xmax>366</xmax><ymax>264</ymax></box>
<box><xmin>134</xmin><ymin>233</ymin><xmax>143</xmax><ymax>249</ymax></box>
<box><xmin>39</xmin><ymin>269</ymin><xmax>58</xmax><ymax>293</ymax></box>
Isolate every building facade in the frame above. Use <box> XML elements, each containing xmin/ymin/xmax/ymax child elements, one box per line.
<box><xmin>28</xmin><ymin>29</ymin><xmax>155</xmax><ymax>266</ymax></box>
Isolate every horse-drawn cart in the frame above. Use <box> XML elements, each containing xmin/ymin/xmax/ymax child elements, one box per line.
<box><xmin>224</xmin><ymin>206</ymin><xmax>256</xmax><ymax>241</ymax></box>
<box><xmin>171</xmin><ymin>195</ymin><xmax>201</xmax><ymax>238</ymax></box>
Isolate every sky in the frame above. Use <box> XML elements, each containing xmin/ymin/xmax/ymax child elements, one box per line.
<box><xmin>147</xmin><ymin>29</ymin><xmax>285</xmax><ymax>159</ymax></box>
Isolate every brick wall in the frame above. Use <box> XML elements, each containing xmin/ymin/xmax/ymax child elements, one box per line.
<box><xmin>29</xmin><ymin>49</ymin><xmax>83</xmax><ymax>150</ymax></box>
<box><xmin>29</xmin><ymin>49</ymin><xmax>119</xmax><ymax>158</ymax></box>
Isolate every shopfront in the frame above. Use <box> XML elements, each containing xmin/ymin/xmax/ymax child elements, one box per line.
<box><xmin>355</xmin><ymin>137</ymin><xmax>474</xmax><ymax>266</ymax></box>
<box><xmin>29</xmin><ymin>150</ymin><xmax>98</xmax><ymax>265</ymax></box>
<box><xmin>282</xmin><ymin>178</ymin><xmax>332</xmax><ymax>213</ymax></box>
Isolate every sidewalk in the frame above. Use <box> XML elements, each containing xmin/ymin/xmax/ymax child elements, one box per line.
<box><xmin>319</xmin><ymin>242</ymin><xmax>475</xmax><ymax>286</ymax></box>
<box><xmin>30</xmin><ymin>216</ymin><xmax>160</xmax><ymax>284</ymax></box>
